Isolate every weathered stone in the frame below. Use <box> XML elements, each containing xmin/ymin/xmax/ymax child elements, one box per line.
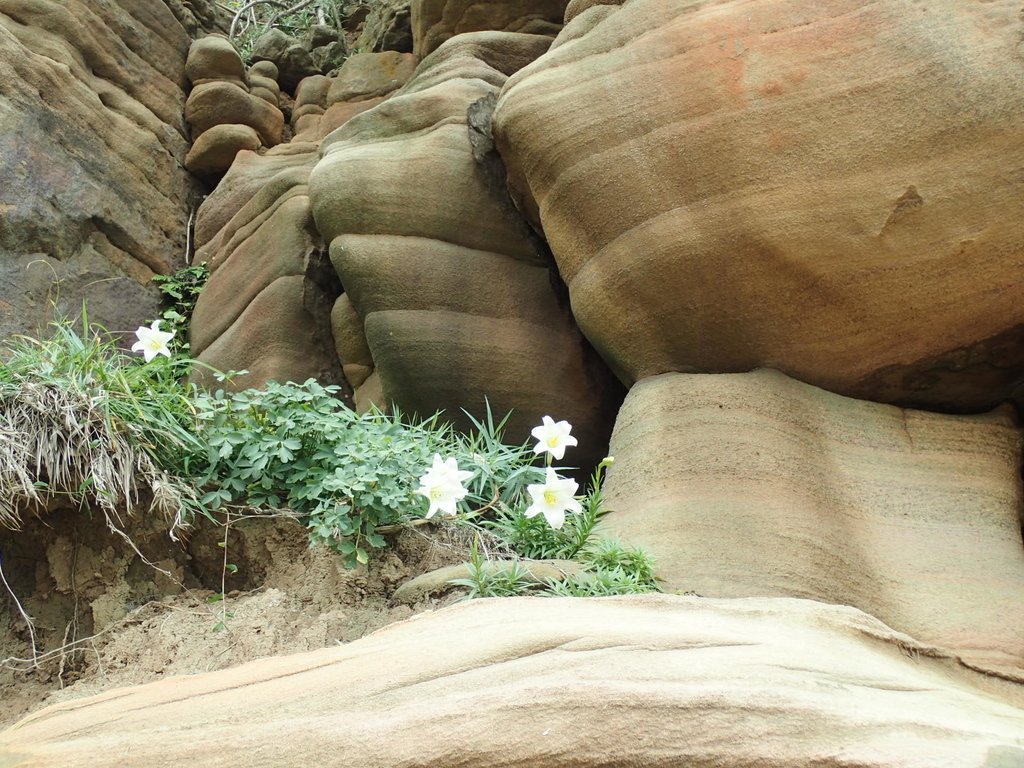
<box><xmin>184</xmin><ymin>123</ymin><xmax>261</xmax><ymax>177</ymax></box>
<box><xmin>0</xmin><ymin>0</ymin><xmax>200</xmax><ymax>340</ymax></box>
<box><xmin>307</xmin><ymin>24</ymin><xmax>340</xmax><ymax>49</ymax></box>
<box><xmin>185</xmin><ymin>81</ymin><xmax>284</xmax><ymax>146</ymax></box>
<box><xmin>3</xmin><ymin>596</ymin><xmax>1023</xmax><ymax>767</ymax></box>
<box><xmin>191</xmin><ymin>194</ymin><xmax>321</xmax><ymax>356</ymax></box>
<box><xmin>192</xmin><ymin>274</ymin><xmax>342</xmax><ymax>392</ymax></box>
<box><xmin>185</xmin><ymin>34</ymin><xmax>246</xmax><ymax>86</ymax></box>
<box><xmin>248</xmin><ymin>60</ymin><xmax>279</xmax><ymax>81</ymax></box>
<box><xmin>412</xmin><ymin>0</ymin><xmax>567</xmax><ymax>57</ymax></box>
<box><xmin>325</xmin><ymin>51</ymin><xmax>417</xmax><ymax>104</ymax></box>
<box><xmin>251</xmin><ymin>28</ymin><xmax>294</xmax><ymax>63</ymax></box>
<box><xmin>602</xmin><ymin>369</ymin><xmax>1024</xmax><ymax>678</ymax></box>
<box><xmin>293</xmin><ymin>74</ymin><xmax>331</xmax><ymax>114</ymax></box>
<box><xmin>352</xmin><ymin>0</ymin><xmax>413</xmax><ymax>53</ymax></box>
<box><xmin>313</xmin><ymin>97</ymin><xmax>383</xmax><ymax>141</ymax></box>
<box><xmin>563</xmin><ymin>0</ymin><xmax>620</xmax><ymax>24</ymax></box>
<box><xmin>493</xmin><ymin>0</ymin><xmax>1024</xmax><ymax>411</ymax></box>
<box><xmin>249</xmin><ymin>30</ymin><xmax>315</xmax><ymax>92</ymax></box>
<box><xmin>248</xmin><ymin>74</ymin><xmax>280</xmax><ymax>103</ymax></box>
<box><xmin>276</xmin><ymin>44</ymin><xmax>320</xmax><ymax>93</ymax></box>
<box><xmin>329</xmin><ymin>293</ymin><xmax>372</xmax><ymax>386</ymax></box>
<box><xmin>188</xmin><ymin>143</ymin><xmax>344</xmax><ymax>393</ymax></box>
<box><xmin>194</xmin><ymin>151</ymin><xmax>312</xmax><ymax>255</ymax></box>
<box><xmin>310</xmin><ymin>32</ymin><xmax>621</xmax><ymax>460</ymax></box>
<box><xmin>311</xmin><ymin>40</ymin><xmax>349</xmax><ymax>74</ymax></box>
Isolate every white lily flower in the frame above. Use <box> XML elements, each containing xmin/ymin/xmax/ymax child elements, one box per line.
<box><xmin>131</xmin><ymin>320</ymin><xmax>175</xmax><ymax>362</ymax></box>
<box><xmin>530</xmin><ymin>415</ymin><xmax>578</xmax><ymax>461</ymax></box>
<box><xmin>525</xmin><ymin>467</ymin><xmax>581</xmax><ymax>529</ymax></box>
<box><xmin>416</xmin><ymin>454</ymin><xmax>473</xmax><ymax>518</ymax></box>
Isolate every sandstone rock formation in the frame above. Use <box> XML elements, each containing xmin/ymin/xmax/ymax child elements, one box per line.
<box><xmin>183</xmin><ymin>36</ymin><xmax>285</xmax><ymax>177</ymax></box>
<box><xmin>0</xmin><ymin>0</ymin><xmax>203</xmax><ymax>340</ymax></box>
<box><xmin>308</xmin><ymin>32</ymin><xmax>623</xmax><ymax>457</ymax></box>
<box><xmin>601</xmin><ymin>369</ymin><xmax>1024</xmax><ymax>678</ymax></box>
<box><xmin>412</xmin><ymin>0</ymin><xmax>568</xmax><ymax>57</ymax></box>
<box><xmin>3</xmin><ymin>596</ymin><xmax>1023</xmax><ymax>767</ymax></box>
<box><xmin>492</xmin><ymin>0</ymin><xmax>1024</xmax><ymax>412</ymax></box>
<box><xmin>189</xmin><ymin>148</ymin><xmax>343</xmax><ymax>391</ymax></box>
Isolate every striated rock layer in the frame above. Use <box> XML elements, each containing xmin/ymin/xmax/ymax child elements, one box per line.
<box><xmin>0</xmin><ymin>0</ymin><xmax>203</xmax><ymax>339</ymax></box>
<box><xmin>493</xmin><ymin>0</ymin><xmax>1024</xmax><ymax>412</ymax></box>
<box><xmin>412</xmin><ymin>0</ymin><xmax>568</xmax><ymax>58</ymax></box>
<box><xmin>601</xmin><ymin>369</ymin><xmax>1024</xmax><ymax>678</ymax></box>
<box><xmin>189</xmin><ymin>147</ymin><xmax>343</xmax><ymax>391</ymax></box>
<box><xmin>2</xmin><ymin>595</ymin><xmax>1023</xmax><ymax>767</ymax></box>
<box><xmin>308</xmin><ymin>32</ymin><xmax>623</xmax><ymax>458</ymax></box>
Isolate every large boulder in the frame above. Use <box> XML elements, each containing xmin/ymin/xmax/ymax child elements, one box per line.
<box><xmin>0</xmin><ymin>0</ymin><xmax>201</xmax><ymax>340</ymax></box>
<box><xmin>492</xmin><ymin>0</ymin><xmax>1024</xmax><ymax>412</ymax></box>
<box><xmin>309</xmin><ymin>32</ymin><xmax>623</xmax><ymax>461</ymax></box>
<box><xmin>2</xmin><ymin>595</ymin><xmax>1023</xmax><ymax>766</ymax></box>
<box><xmin>185</xmin><ymin>81</ymin><xmax>284</xmax><ymax>146</ymax></box>
<box><xmin>601</xmin><ymin>369</ymin><xmax>1024</xmax><ymax>678</ymax></box>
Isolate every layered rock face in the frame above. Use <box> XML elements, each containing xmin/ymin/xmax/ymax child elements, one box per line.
<box><xmin>308</xmin><ymin>32</ymin><xmax>623</xmax><ymax>454</ymax></box>
<box><xmin>601</xmin><ymin>370</ymin><xmax>1024</xmax><ymax>677</ymax></box>
<box><xmin>189</xmin><ymin>147</ymin><xmax>344</xmax><ymax>390</ymax></box>
<box><xmin>0</xmin><ymin>0</ymin><xmax>204</xmax><ymax>340</ymax></box>
<box><xmin>3</xmin><ymin>596</ymin><xmax>1023</xmax><ymax>767</ymax></box>
<box><xmin>492</xmin><ymin>0</ymin><xmax>1024</xmax><ymax>412</ymax></box>
<box><xmin>186</xmin><ymin>45</ymin><xmax>428</xmax><ymax>391</ymax></box>
<box><xmin>412</xmin><ymin>0</ymin><xmax>569</xmax><ymax>57</ymax></box>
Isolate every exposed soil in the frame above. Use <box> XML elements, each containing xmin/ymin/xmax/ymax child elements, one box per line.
<box><xmin>0</xmin><ymin>508</ymin><xmax>471</xmax><ymax>728</ymax></box>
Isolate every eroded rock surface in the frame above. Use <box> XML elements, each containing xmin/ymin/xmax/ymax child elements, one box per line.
<box><xmin>189</xmin><ymin>148</ymin><xmax>343</xmax><ymax>391</ymax></box>
<box><xmin>3</xmin><ymin>596</ymin><xmax>1023</xmax><ymax>767</ymax></box>
<box><xmin>602</xmin><ymin>369</ymin><xmax>1024</xmax><ymax>678</ymax></box>
<box><xmin>412</xmin><ymin>0</ymin><xmax>568</xmax><ymax>57</ymax></box>
<box><xmin>493</xmin><ymin>0</ymin><xmax>1024</xmax><ymax>411</ymax></box>
<box><xmin>0</xmin><ymin>0</ymin><xmax>203</xmax><ymax>339</ymax></box>
<box><xmin>308</xmin><ymin>32</ymin><xmax>623</xmax><ymax>457</ymax></box>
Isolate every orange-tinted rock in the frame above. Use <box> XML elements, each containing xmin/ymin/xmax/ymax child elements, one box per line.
<box><xmin>192</xmin><ymin>275</ymin><xmax>342</xmax><ymax>391</ymax></box>
<box><xmin>190</xmin><ymin>148</ymin><xmax>344</xmax><ymax>392</ymax></box>
<box><xmin>493</xmin><ymin>0</ymin><xmax>1024</xmax><ymax>412</ymax></box>
<box><xmin>325</xmin><ymin>51</ymin><xmax>417</xmax><ymax>104</ymax></box>
<box><xmin>602</xmin><ymin>369</ymin><xmax>1024</xmax><ymax>678</ymax></box>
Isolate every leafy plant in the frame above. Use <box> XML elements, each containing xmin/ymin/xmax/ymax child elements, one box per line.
<box><xmin>151</xmin><ymin>262</ymin><xmax>209</xmax><ymax>356</ymax></box>
<box><xmin>192</xmin><ymin>381</ymin><xmax>544</xmax><ymax>567</ymax></box>
<box><xmin>482</xmin><ymin>458</ymin><xmax>611</xmax><ymax>560</ymax></box>
<box><xmin>448</xmin><ymin>539</ymin><xmax>539</xmax><ymax>599</ymax></box>
<box><xmin>448</xmin><ymin>457</ymin><xmax>661</xmax><ymax>599</ymax></box>
<box><xmin>543</xmin><ymin>563</ymin><xmax>659</xmax><ymax>597</ymax></box>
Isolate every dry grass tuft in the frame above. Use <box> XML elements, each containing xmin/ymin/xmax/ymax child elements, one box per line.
<box><xmin>0</xmin><ymin>317</ymin><xmax>203</xmax><ymax>536</ymax></box>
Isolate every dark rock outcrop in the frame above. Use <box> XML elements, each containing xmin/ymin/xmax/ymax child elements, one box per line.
<box><xmin>0</xmin><ymin>0</ymin><xmax>204</xmax><ymax>340</ymax></box>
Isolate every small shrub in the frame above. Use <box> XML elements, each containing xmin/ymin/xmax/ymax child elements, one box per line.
<box><xmin>152</xmin><ymin>262</ymin><xmax>209</xmax><ymax>356</ymax></box>
<box><xmin>192</xmin><ymin>382</ymin><xmax>546</xmax><ymax>567</ymax></box>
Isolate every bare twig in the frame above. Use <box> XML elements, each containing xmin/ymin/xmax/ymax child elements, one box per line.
<box><xmin>228</xmin><ymin>0</ymin><xmax>288</xmax><ymax>39</ymax></box>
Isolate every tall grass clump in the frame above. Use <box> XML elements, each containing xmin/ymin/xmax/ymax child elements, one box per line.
<box><xmin>0</xmin><ymin>315</ymin><xmax>203</xmax><ymax>535</ymax></box>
